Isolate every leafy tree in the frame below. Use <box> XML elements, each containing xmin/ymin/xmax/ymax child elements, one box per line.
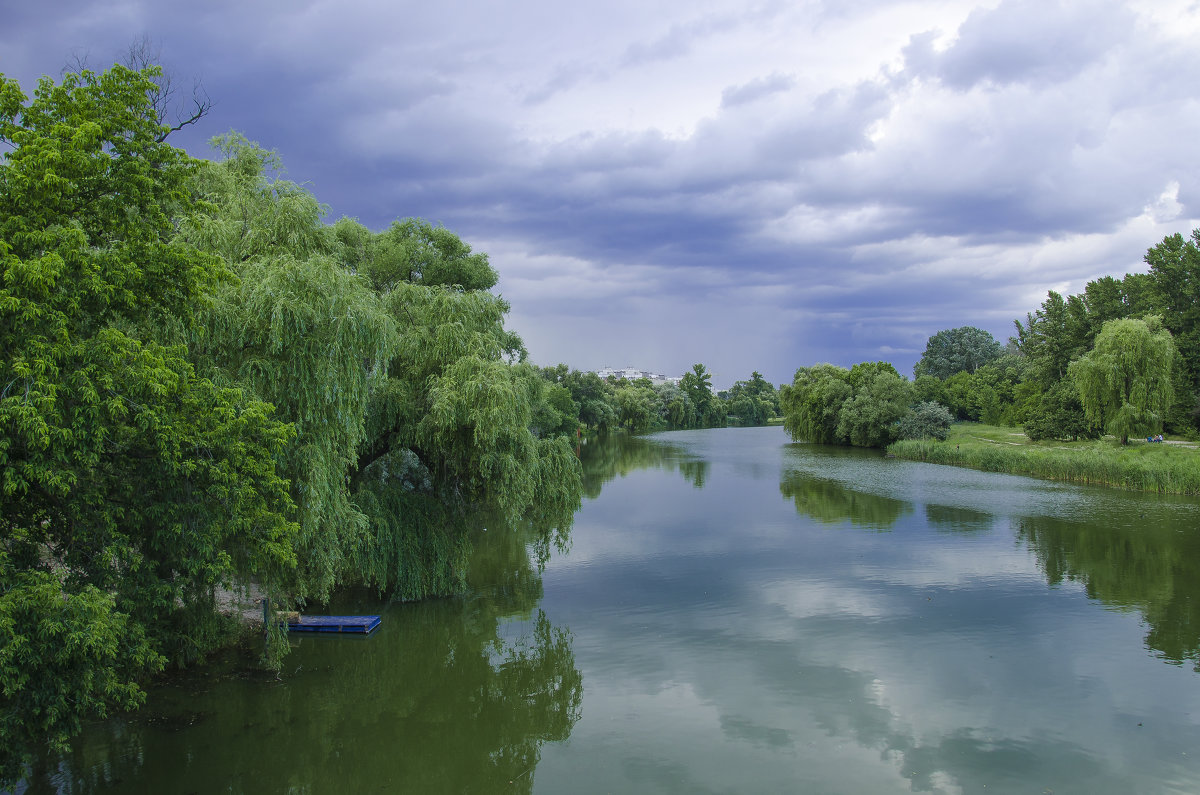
<box><xmin>339</xmin><ymin>216</ymin><xmax>498</xmax><ymax>293</ymax></box>
<box><xmin>897</xmin><ymin>401</ymin><xmax>953</xmax><ymax>441</ymax></box>
<box><xmin>1144</xmin><ymin>230</ymin><xmax>1200</xmax><ymax>429</ymax></box>
<box><xmin>1013</xmin><ymin>292</ymin><xmax>1088</xmax><ymax>386</ymax></box>
<box><xmin>940</xmin><ymin>370</ymin><xmax>979</xmax><ymax>420</ymax></box>
<box><xmin>182</xmin><ymin>135</ymin><xmax>395</xmax><ymax>602</ymax></box>
<box><xmin>971</xmin><ymin>354</ymin><xmax>1028</xmax><ymax>425</ymax></box>
<box><xmin>1023</xmin><ymin>379</ymin><xmax>1098</xmax><ymax>442</ymax></box>
<box><xmin>1068</xmin><ymin>317</ymin><xmax>1178</xmax><ymax>444</ymax></box>
<box><xmin>614</xmin><ymin>385</ymin><xmax>656</xmax><ymax>434</ymax></box>
<box><xmin>783</xmin><ymin>362</ymin><xmax>916</xmax><ymax>448</ymax></box>
<box><xmin>558</xmin><ymin>369</ymin><xmax>617</xmax><ymax>433</ymax></box>
<box><xmin>1</xmin><ymin>65</ymin><xmax>297</xmax><ymax>783</ymax></box>
<box><xmin>181</xmin><ymin>135</ymin><xmax>583</xmax><ymax>604</ymax></box>
<box><xmin>780</xmin><ymin>365</ymin><xmax>853</xmax><ymax>444</ymax></box>
<box><xmin>914</xmin><ymin>326</ymin><xmax>1002</xmax><ymax>379</ymax></box>
<box><xmin>913</xmin><ymin>374</ymin><xmax>948</xmax><ymax>407</ymax></box>
<box><xmin>679</xmin><ymin>363</ymin><xmax>724</xmax><ymax>428</ymax></box>
<box><xmin>529</xmin><ymin>376</ymin><xmax>580</xmax><ymax>439</ymax></box>
<box><xmin>724</xmin><ymin>371</ymin><xmax>778</xmax><ymax>426</ymax></box>
<box><xmin>836</xmin><ymin>369</ymin><xmax>914</xmax><ymax>447</ymax></box>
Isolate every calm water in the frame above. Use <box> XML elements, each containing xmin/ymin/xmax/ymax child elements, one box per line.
<box><xmin>22</xmin><ymin>426</ymin><xmax>1200</xmax><ymax>793</ymax></box>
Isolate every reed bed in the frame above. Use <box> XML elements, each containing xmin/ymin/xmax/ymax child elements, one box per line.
<box><xmin>887</xmin><ymin>424</ymin><xmax>1200</xmax><ymax>495</ymax></box>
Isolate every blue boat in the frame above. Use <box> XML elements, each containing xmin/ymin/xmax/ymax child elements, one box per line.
<box><xmin>286</xmin><ymin>615</ymin><xmax>382</xmax><ymax>634</ymax></box>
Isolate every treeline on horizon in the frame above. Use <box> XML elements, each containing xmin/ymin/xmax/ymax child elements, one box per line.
<box><xmin>530</xmin><ymin>363</ymin><xmax>782</xmax><ymax>435</ymax></box>
<box><xmin>780</xmin><ymin>230</ymin><xmax>1200</xmax><ymax>450</ymax></box>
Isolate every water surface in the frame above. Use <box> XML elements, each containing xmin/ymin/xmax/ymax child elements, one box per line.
<box><xmin>26</xmin><ymin>426</ymin><xmax>1200</xmax><ymax>793</ymax></box>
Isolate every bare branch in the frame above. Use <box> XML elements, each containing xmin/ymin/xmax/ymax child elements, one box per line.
<box><xmin>122</xmin><ymin>35</ymin><xmax>214</xmax><ymax>142</ymax></box>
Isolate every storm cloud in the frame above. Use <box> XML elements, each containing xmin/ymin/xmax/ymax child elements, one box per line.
<box><xmin>4</xmin><ymin>0</ymin><xmax>1198</xmax><ymax>385</ymax></box>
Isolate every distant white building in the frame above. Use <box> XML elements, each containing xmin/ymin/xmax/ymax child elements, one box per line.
<box><xmin>595</xmin><ymin>366</ymin><xmax>682</xmax><ymax>386</ymax></box>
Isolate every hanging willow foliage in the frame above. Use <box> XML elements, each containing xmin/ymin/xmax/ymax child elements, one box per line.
<box><xmin>181</xmin><ymin>134</ymin><xmax>581</xmax><ymax>604</ymax></box>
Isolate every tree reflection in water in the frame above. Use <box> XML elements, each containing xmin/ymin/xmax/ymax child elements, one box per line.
<box><xmin>40</xmin><ymin>515</ymin><xmax>581</xmax><ymax>794</ymax></box>
<box><xmin>778</xmin><ymin>470</ymin><xmax>913</xmax><ymax>530</ymax></box>
<box><xmin>579</xmin><ymin>433</ymin><xmax>709</xmax><ymax>497</ymax></box>
<box><xmin>1018</xmin><ymin>513</ymin><xmax>1200</xmax><ymax>671</ymax></box>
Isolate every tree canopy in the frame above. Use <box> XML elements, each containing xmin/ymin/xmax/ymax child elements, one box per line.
<box><xmin>1</xmin><ymin>63</ymin><xmax>583</xmax><ymax>784</ymax></box>
<box><xmin>781</xmin><ymin>362</ymin><xmax>915</xmax><ymax>448</ymax></box>
<box><xmin>1068</xmin><ymin>317</ymin><xmax>1177</xmax><ymax>444</ymax></box>
<box><xmin>1</xmin><ymin>65</ymin><xmax>298</xmax><ymax>782</ymax></box>
<box><xmin>914</xmin><ymin>326</ymin><xmax>1002</xmax><ymax>379</ymax></box>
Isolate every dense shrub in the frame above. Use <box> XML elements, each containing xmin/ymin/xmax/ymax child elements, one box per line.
<box><xmin>897</xmin><ymin>401</ymin><xmax>953</xmax><ymax>441</ymax></box>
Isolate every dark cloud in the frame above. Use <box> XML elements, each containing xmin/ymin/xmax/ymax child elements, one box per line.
<box><xmin>903</xmin><ymin>0</ymin><xmax>1134</xmax><ymax>89</ymax></box>
<box><xmin>3</xmin><ymin>0</ymin><xmax>1198</xmax><ymax>383</ymax></box>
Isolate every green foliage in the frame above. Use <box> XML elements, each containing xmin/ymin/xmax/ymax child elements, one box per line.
<box><xmin>0</xmin><ymin>563</ymin><xmax>162</xmax><ymax>783</ymax></box>
<box><xmin>914</xmin><ymin>326</ymin><xmax>1002</xmax><ymax>379</ymax></box>
<box><xmin>897</xmin><ymin>401</ymin><xmax>953</xmax><ymax>441</ymax></box>
<box><xmin>780</xmin><ymin>364</ymin><xmax>853</xmax><ymax>445</ymax></box>
<box><xmin>1144</xmin><ymin>230</ymin><xmax>1200</xmax><ymax>428</ymax></box>
<box><xmin>913</xmin><ymin>374</ymin><xmax>948</xmax><ymax>406</ymax></box>
<box><xmin>723</xmin><ymin>371</ymin><xmax>779</xmax><ymax>426</ymax></box>
<box><xmin>1</xmin><ymin>65</ymin><xmax>297</xmax><ymax>784</ymax></box>
<box><xmin>1068</xmin><ymin>316</ymin><xmax>1177</xmax><ymax>444</ymax></box>
<box><xmin>1010</xmin><ymin>244</ymin><xmax>1200</xmax><ymax>436</ymax></box>
<box><xmin>781</xmin><ymin>362</ymin><xmax>912</xmax><ymax>448</ymax></box>
<box><xmin>2</xmin><ymin>61</ymin><xmax>584</xmax><ymax>782</ymax></box>
<box><xmin>555</xmin><ymin>369</ymin><xmax>617</xmax><ymax>433</ymax></box>
<box><xmin>679</xmin><ymin>363</ymin><xmax>725</xmax><ymax>428</ymax></box>
<box><xmin>528</xmin><ymin>375</ymin><xmax>580</xmax><ymax>439</ymax></box>
<box><xmin>183</xmin><ymin>135</ymin><xmax>395</xmax><ymax>602</ymax></box>
<box><xmin>179</xmin><ymin>133</ymin><xmax>582</xmax><ymax>605</ymax></box>
<box><xmin>614</xmin><ymin>385</ymin><xmax>657</xmax><ymax>433</ymax></box>
<box><xmin>342</xmin><ymin>216</ymin><xmax>498</xmax><ymax>292</ymax></box>
<box><xmin>836</xmin><ymin>369</ymin><xmax>914</xmax><ymax>447</ymax></box>
<box><xmin>1023</xmin><ymin>380</ymin><xmax>1098</xmax><ymax>442</ymax></box>
<box><xmin>889</xmin><ymin>423</ymin><xmax>1200</xmax><ymax>495</ymax></box>
<box><xmin>1013</xmin><ymin>291</ymin><xmax>1089</xmax><ymax>386</ymax></box>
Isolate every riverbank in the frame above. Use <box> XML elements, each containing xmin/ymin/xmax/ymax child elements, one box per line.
<box><xmin>887</xmin><ymin>423</ymin><xmax>1200</xmax><ymax>495</ymax></box>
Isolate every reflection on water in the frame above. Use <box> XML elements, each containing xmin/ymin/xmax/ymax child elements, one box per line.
<box><xmin>32</xmin><ymin>519</ymin><xmax>580</xmax><ymax>795</ymax></box>
<box><xmin>29</xmin><ymin>427</ymin><xmax>1200</xmax><ymax>794</ymax></box>
<box><xmin>579</xmin><ymin>433</ymin><xmax>709</xmax><ymax>497</ymax></box>
<box><xmin>924</xmin><ymin>503</ymin><xmax>994</xmax><ymax>533</ymax></box>
<box><xmin>532</xmin><ymin>427</ymin><xmax>1200</xmax><ymax>794</ymax></box>
<box><xmin>780</xmin><ymin>470</ymin><xmax>913</xmax><ymax>529</ymax></box>
<box><xmin>1018</xmin><ymin>513</ymin><xmax>1200</xmax><ymax>670</ymax></box>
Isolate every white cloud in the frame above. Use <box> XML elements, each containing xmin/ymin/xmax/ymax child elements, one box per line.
<box><xmin>5</xmin><ymin>0</ymin><xmax>1200</xmax><ymax>381</ymax></box>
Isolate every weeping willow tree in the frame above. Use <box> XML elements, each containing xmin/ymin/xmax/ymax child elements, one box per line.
<box><xmin>181</xmin><ymin>134</ymin><xmax>582</xmax><ymax>604</ymax></box>
<box><xmin>343</xmin><ymin>237</ymin><xmax>582</xmax><ymax>600</ymax></box>
<box><xmin>1068</xmin><ymin>316</ymin><xmax>1178</xmax><ymax>445</ymax></box>
<box><xmin>178</xmin><ymin>134</ymin><xmax>394</xmax><ymax>603</ymax></box>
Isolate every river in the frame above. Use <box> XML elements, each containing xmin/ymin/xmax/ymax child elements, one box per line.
<box><xmin>22</xmin><ymin>426</ymin><xmax>1200</xmax><ymax>793</ymax></box>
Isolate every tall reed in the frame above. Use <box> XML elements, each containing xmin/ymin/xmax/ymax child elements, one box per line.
<box><xmin>888</xmin><ymin>431</ymin><xmax>1200</xmax><ymax>495</ymax></box>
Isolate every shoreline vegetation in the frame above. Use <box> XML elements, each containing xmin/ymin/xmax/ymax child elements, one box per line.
<box><xmin>888</xmin><ymin>423</ymin><xmax>1200</xmax><ymax>495</ymax></box>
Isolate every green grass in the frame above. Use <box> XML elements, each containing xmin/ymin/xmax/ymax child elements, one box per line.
<box><xmin>887</xmin><ymin>423</ymin><xmax>1200</xmax><ymax>495</ymax></box>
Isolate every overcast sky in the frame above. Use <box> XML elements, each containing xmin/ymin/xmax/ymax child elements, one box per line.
<box><xmin>4</xmin><ymin>0</ymin><xmax>1199</xmax><ymax>387</ymax></box>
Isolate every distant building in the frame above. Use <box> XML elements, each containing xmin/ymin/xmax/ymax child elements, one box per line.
<box><xmin>595</xmin><ymin>366</ymin><xmax>682</xmax><ymax>386</ymax></box>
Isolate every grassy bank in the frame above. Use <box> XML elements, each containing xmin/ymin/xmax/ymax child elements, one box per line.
<box><xmin>887</xmin><ymin>423</ymin><xmax>1200</xmax><ymax>495</ymax></box>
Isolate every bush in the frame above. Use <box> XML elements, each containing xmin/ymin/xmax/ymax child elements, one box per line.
<box><xmin>897</xmin><ymin>401</ymin><xmax>953</xmax><ymax>441</ymax></box>
<box><xmin>1023</xmin><ymin>381</ymin><xmax>1099</xmax><ymax>442</ymax></box>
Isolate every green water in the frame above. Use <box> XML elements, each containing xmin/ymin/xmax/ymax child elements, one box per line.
<box><xmin>24</xmin><ymin>426</ymin><xmax>1200</xmax><ymax>793</ymax></box>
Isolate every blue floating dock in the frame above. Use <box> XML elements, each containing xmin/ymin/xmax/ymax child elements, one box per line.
<box><xmin>287</xmin><ymin>615</ymin><xmax>382</xmax><ymax>634</ymax></box>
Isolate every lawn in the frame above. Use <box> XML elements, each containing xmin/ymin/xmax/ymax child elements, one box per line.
<box><xmin>887</xmin><ymin>423</ymin><xmax>1200</xmax><ymax>495</ymax></box>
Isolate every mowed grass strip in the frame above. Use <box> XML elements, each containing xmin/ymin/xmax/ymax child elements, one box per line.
<box><xmin>887</xmin><ymin>423</ymin><xmax>1200</xmax><ymax>495</ymax></box>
